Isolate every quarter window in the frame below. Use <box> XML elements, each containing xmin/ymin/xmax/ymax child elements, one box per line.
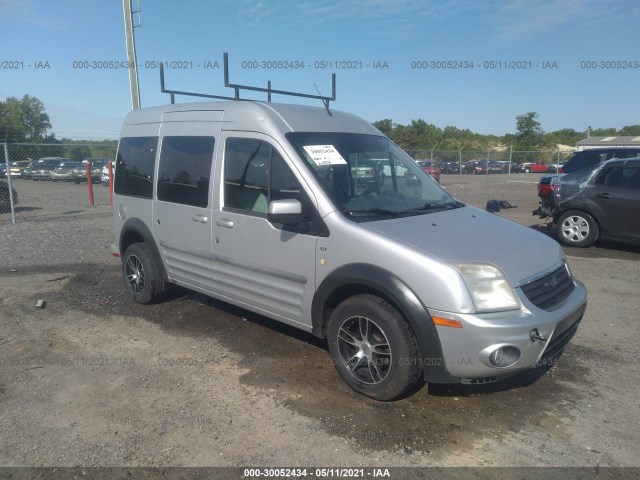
<box><xmin>114</xmin><ymin>136</ymin><xmax>158</xmax><ymax>199</ymax></box>
<box><xmin>157</xmin><ymin>136</ymin><xmax>215</xmax><ymax>207</ymax></box>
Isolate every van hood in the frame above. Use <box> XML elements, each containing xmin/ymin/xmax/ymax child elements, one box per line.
<box><xmin>362</xmin><ymin>206</ymin><xmax>564</xmax><ymax>285</ymax></box>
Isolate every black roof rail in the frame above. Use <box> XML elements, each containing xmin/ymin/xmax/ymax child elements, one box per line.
<box><xmin>160</xmin><ymin>52</ymin><xmax>337</xmax><ymax>112</ymax></box>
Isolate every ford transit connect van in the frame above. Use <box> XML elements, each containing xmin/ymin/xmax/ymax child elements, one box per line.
<box><xmin>112</xmin><ymin>101</ymin><xmax>587</xmax><ymax>400</ymax></box>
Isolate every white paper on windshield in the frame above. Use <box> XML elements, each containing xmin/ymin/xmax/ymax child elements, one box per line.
<box><xmin>303</xmin><ymin>145</ymin><xmax>347</xmax><ymax>166</ymax></box>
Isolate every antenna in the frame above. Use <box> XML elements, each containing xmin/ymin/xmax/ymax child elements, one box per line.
<box><xmin>160</xmin><ymin>52</ymin><xmax>337</xmax><ymax>110</ymax></box>
<box><xmin>313</xmin><ymin>83</ymin><xmax>332</xmax><ymax>116</ymax></box>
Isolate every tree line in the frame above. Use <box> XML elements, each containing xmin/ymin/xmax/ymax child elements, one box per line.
<box><xmin>374</xmin><ymin>112</ymin><xmax>640</xmax><ymax>153</ymax></box>
<box><xmin>2</xmin><ymin>95</ymin><xmax>639</xmax><ymax>161</ymax></box>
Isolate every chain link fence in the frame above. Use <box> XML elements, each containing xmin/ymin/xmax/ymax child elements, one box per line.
<box><xmin>406</xmin><ymin>149</ymin><xmax>573</xmax><ymax>174</ymax></box>
<box><xmin>1</xmin><ymin>143</ymin><xmax>116</xmax><ymax>224</ymax></box>
<box><xmin>2</xmin><ymin>143</ymin><xmax>574</xmax><ymax>223</ymax></box>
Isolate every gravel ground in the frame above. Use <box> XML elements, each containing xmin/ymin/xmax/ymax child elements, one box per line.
<box><xmin>0</xmin><ymin>174</ymin><xmax>639</xmax><ymax>477</ymax></box>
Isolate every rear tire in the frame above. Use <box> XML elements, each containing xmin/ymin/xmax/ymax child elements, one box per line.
<box><xmin>327</xmin><ymin>294</ymin><xmax>422</xmax><ymax>401</ymax></box>
<box><xmin>556</xmin><ymin>210</ymin><xmax>599</xmax><ymax>247</ymax></box>
<box><xmin>122</xmin><ymin>243</ymin><xmax>164</xmax><ymax>304</ymax></box>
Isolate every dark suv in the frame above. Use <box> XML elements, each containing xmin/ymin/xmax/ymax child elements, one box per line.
<box><xmin>535</xmin><ymin>148</ymin><xmax>640</xmax><ymax>217</ymax></box>
<box><xmin>537</xmin><ymin>148</ymin><xmax>640</xmax><ymax>198</ymax></box>
<box><xmin>544</xmin><ymin>157</ymin><xmax>640</xmax><ymax>247</ymax></box>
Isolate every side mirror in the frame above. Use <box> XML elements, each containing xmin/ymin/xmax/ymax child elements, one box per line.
<box><xmin>267</xmin><ymin>199</ymin><xmax>306</xmax><ymax>225</ymax></box>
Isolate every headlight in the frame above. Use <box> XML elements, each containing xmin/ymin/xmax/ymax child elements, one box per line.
<box><xmin>453</xmin><ymin>263</ymin><xmax>521</xmax><ymax>313</ymax></box>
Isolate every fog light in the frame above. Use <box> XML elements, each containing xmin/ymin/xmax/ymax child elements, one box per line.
<box><xmin>489</xmin><ymin>346</ymin><xmax>520</xmax><ymax>368</ymax></box>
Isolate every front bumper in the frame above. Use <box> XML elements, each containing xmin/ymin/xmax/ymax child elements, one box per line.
<box><xmin>429</xmin><ymin>277</ymin><xmax>587</xmax><ymax>381</ymax></box>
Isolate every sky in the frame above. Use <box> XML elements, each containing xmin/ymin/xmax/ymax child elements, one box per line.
<box><xmin>1</xmin><ymin>0</ymin><xmax>639</xmax><ymax>140</ymax></box>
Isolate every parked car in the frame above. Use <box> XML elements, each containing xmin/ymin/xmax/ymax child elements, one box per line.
<box><xmin>463</xmin><ymin>160</ymin><xmax>486</xmax><ymax>174</ymax></box>
<box><xmin>537</xmin><ymin>148</ymin><xmax>640</xmax><ymax>200</ymax></box>
<box><xmin>498</xmin><ymin>161</ymin><xmax>522</xmax><ymax>173</ymax></box>
<box><xmin>350</xmin><ymin>158</ymin><xmax>380</xmax><ymax>190</ymax></box>
<box><xmin>522</xmin><ymin>162</ymin><xmax>548</xmax><ymax>173</ymax></box>
<box><xmin>24</xmin><ymin>157</ymin><xmax>69</xmax><ymax>181</ymax></box>
<box><xmin>101</xmin><ymin>162</ymin><xmax>112</xmax><ymax>185</ymax></box>
<box><xmin>486</xmin><ymin>160</ymin><xmax>503</xmax><ymax>174</ymax></box>
<box><xmin>0</xmin><ymin>180</ymin><xmax>18</xmax><ymax>212</ymax></box>
<box><xmin>8</xmin><ymin>161</ymin><xmax>31</xmax><ymax>177</ymax></box>
<box><xmin>0</xmin><ymin>164</ymin><xmax>6</xmax><ymax>178</ymax></box>
<box><xmin>416</xmin><ymin>160</ymin><xmax>441</xmax><ymax>182</ymax></box>
<box><xmin>75</xmin><ymin>157</ymin><xmax>109</xmax><ymax>183</ymax></box>
<box><xmin>440</xmin><ymin>161</ymin><xmax>461</xmax><ymax>174</ymax></box>
<box><xmin>546</xmin><ymin>162</ymin><xmax>566</xmax><ymax>173</ymax></box>
<box><xmin>112</xmin><ymin>97</ymin><xmax>587</xmax><ymax>401</ymax></box>
<box><xmin>462</xmin><ymin>160</ymin><xmax>501</xmax><ymax>174</ymax></box>
<box><xmin>50</xmin><ymin>162</ymin><xmax>83</xmax><ymax>182</ymax></box>
<box><xmin>538</xmin><ymin>157</ymin><xmax>640</xmax><ymax>247</ymax></box>
<box><xmin>375</xmin><ymin>158</ymin><xmax>408</xmax><ymax>180</ymax></box>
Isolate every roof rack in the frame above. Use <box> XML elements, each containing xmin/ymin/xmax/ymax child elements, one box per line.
<box><xmin>160</xmin><ymin>52</ymin><xmax>337</xmax><ymax>112</ymax></box>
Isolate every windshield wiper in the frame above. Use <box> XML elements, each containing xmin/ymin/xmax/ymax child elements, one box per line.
<box><xmin>400</xmin><ymin>200</ymin><xmax>465</xmax><ymax>213</ymax></box>
<box><xmin>344</xmin><ymin>208</ymin><xmax>401</xmax><ymax>216</ymax></box>
<box><xmin>344</xmin><ymin>201</ymin><xmax>464</xmax><ymax>218</ymax></box>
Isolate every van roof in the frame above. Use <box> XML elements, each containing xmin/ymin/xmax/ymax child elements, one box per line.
<box><xmin>122</xmin><ymin>101</ymin><xmax>380</xmax><ymax>136</ymax></box>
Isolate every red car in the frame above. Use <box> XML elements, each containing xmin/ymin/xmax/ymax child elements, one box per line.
<box><xmin>416</xmin><ymin>160</ymin><xmax>441</xmax><ymax>182</ymax></box>
<box><xmin>522</xmin><ymin>162</ymin><xmax>548</xmax><ymax>173</ymax></box>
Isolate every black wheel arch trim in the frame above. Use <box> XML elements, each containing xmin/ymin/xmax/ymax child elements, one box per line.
<box><xmin>119</xmin><ymin>218</ymin><xmax>168</xmax><ymax>282</ymax></box>
<box><xmin>312</xmin><ymin>263</ymin><xmax>459</xmax><ymax>383</ymax></box>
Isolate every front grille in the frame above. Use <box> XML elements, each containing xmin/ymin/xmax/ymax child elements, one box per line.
<box><xmin>537</xmin><ymin>304</ymin><xmax>586</xmax><ymax>367</ymax></box>
<box><xmin>520</xmin><ymin>264</ymin><xmax>574</xmax><ymax>310</ymax></box>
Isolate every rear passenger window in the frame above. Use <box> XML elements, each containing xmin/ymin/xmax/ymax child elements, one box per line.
<box><xmin>157</xmin><ymin>136</ymin><xmax>215</xmax><ymax>208</ymax></box>
<box><xmin>225</xmin><ymin>139</ymin><xmax>300</xmax><ymax>215</ymax></box>
<box><xmin>114</xmin><ymin>137</ymin><xmax>158</xmax><ymax>199</ymax></box>
<box><xmin>597</xmin><ymin>166</ymin><xmax>640</xmax><ymax>189</ymax></box>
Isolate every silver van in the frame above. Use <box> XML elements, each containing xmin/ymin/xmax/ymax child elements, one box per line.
<box><xmin>112</xmin><ymin>100</ymin><xmax>587</xmax><ymax>400</ymax></box>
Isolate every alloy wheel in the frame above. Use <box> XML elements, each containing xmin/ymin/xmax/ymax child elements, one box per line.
<box><xmin>125</xmin><ymin>254</ymin><xmax>145</xmax><ymax>295</ymax></box>
<box><xmin>336</xmin><ymin>315</ymin><xmax>392</xmax><ymax>384</ymax></box>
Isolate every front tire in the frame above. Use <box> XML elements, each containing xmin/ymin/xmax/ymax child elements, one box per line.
<box><xmin>556</xmin><ymin>210</ymin><xmax>599</xmax><ymax>247</ymax></box>
<box><xmin>327</xmin><ymin>294</ymin><xmax>422</xmax><ymax>401</ymax></box>
<box><xmin>122</xmin><ymin>243</ymin><xmax>163</xmax><ymax>304</ymax></box>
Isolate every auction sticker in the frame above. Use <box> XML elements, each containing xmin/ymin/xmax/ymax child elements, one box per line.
<box><xmin>303</xmin><ymin>145</ymin><xmax>347</xmax><ymax>166</ymax></box>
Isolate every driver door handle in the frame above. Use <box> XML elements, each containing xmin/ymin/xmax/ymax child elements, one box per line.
<box><xmin>216</xmin><ymin>218</ymin><xmax>234</xmax><ymax>228</ymax></box>
<box><xmin>596</xmin><ymin>192</ymin><xmax>612</xmax><ymax>199</ymax></box>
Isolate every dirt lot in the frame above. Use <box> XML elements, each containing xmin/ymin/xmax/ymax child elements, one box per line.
<box><xmin>1</xmin><ymin>174</ymin><xmax>639</xmax><ymax>475</ymax></box>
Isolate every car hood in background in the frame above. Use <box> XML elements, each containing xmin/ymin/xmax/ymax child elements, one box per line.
<box><xmin>363</xmin><ymin>206</ymin><xmax>564</xmax><ymax>284</ymax></box>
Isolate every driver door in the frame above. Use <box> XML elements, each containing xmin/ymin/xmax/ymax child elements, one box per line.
<box><xmin>212</xmin><ymin>133</ymin><xmax>319</xmax><ymax>328</ymax></box>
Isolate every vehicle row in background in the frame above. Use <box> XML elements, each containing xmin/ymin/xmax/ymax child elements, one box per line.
<box><xmin>8</xmin><ymin>157</ymin><xmax>111</xmax><ymax>183</ymax></box>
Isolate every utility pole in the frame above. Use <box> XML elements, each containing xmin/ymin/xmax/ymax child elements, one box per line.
<box><xmin>123</xmin><ymin>0</ymin><xmax>141</xmax><ymax>110</ymax></box>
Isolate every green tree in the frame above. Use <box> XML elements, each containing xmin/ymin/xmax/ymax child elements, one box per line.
<box><xmin>590</xmin><ymin>127</ymin><xmax>616</xmax><ymax>137</ymax></box>
<box><xmin>514</xmin><ymin>112</ymin><xmax>545</xmax><ymax>151</ymax></box>
<box><xmin>372</xmin><ymin>119</ymin><xmax>393</xmax><ymax>137</ymax></box>
<box><xmin>65</xmin><ymin>145</ymin><xmax>93</xmax><ymax>161</ymax></box>
<box><xmin>546</xmin><ymin>128</ymin><xmax>583</xmax><ymax>146</ymax></box>
<box><xmin>618</xmin><ymin>125</ymin><xmax>640</xmax><ymax>136</ymax></box>
<box><xmin>0</xmin><ymin>95</ymin><xmax>52</xmax><ymax>142</ymax></box>
<box><xmin>393</xmin><ymin>119</ymin><xmax>442</xmax><ymax>151</ymax></box>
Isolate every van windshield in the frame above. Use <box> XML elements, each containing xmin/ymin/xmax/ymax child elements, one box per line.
<box><xmin>287</xmin><ymin>132</ymin><xmax>461</xmax><ymax>221</ymax></box>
